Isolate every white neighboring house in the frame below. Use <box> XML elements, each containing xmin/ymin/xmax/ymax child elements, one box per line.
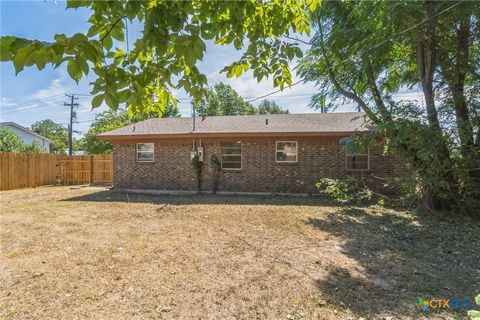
<box><xmin>0</xmin><ymin>122</ymin><xmax>53</xmax><ymax>152</ymax></box>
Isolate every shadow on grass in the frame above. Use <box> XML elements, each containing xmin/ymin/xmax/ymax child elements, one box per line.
<box><xmin>307</xmin><ymin>207</ymin><xmax>480</xmax><ymax>318</ymax></box>
<box><xmin>62</xmin><ymin>189</ymin><xmax>339</xmax><ymax>207</ymax></box>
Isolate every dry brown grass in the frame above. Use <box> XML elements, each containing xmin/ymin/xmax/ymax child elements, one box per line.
<box><xmin>1</xmin><ymin>186</ymin><xmax>478</xmax><ymax>320</ymax></box>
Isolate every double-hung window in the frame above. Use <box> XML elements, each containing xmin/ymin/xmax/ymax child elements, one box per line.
<box><xmin>136</xmin><ymin>143</ymin><xmax>154</xmax><ymax>162</ymax></box>
<box><xmin>276</xmin><ymin>141</ymin><xmax>297</xmax><ymax>162</ymax></box>
<box><xmin>345</xmin><ymin>145</ymin><xmax>369</xmax><ymax>170</ymax></box>
<box><xmin>221</xmin><ymin>142</ymin><xmax>242</xmax><ymax>170</ymax></box>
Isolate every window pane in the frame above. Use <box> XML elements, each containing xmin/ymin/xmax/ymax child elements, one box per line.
<box><xmin>137</xmin><ymin>151</ymin><xmax>154</xmax><ymax>162</ymax></box>
<box><xmin>276</xmin><ymin>142</ymin><xmax>297</xmax><ymax>162</ymax></box>
<box><xmin>221</xmin><ymin>142</ymin><xmax>242</xmax><ymax>169</ymax></box>
<box><xmin>222</xmin><ymin>162</ymin><xmax>242</xmax><ymax>169</ymax></box>
<box><xmin>345</xmin><ymin>143</ymin><xmax>368</xmax><ymax>155</ymax></box>
<box><xmin>221</xmin><ymin>148</ymin><xmax>242</xmax><ymax>155</ymax></box>
<box><xmin>222</xmin><ymin>155</ymin><xmax>242</xmax><ymax>163</ymax></box>
<box><xmin>276</xmin><ymin>152</ymin><xmax>297</xmax><ymax>162</ymax></box>
<box><xmin>346</xmin><ymin>155</ymin><xmax>368</xmax><ymax>170</ymax></box>
<box><xmin>137</xmin><ymin>143</ymin><xmax>154</xmax><ymax>152</ymax></box>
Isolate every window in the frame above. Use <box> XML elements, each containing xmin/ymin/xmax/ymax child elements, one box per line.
<box><xmin>136</xmin><ymin>143</ymin><xmax>154</xmax><ymax>162</ymax></box>
<box><xmin>276</xmin><ymin>141</ymin><xmax>297</xmax><ymax>162</ymax></box>
<box><xmin>345</xmin><ymin>146</ymin><xmax>369</xmax><ymax>170</ymax></box>
<box><xmin>221</xmin><ymin>142</ymin><xmax>242</xmax><ymax>170</ymax></box>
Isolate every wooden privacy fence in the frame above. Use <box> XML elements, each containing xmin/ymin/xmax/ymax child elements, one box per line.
<box><xmin>0</xmin><ymin>152</ymin><xmax>58</xmax><ymax>191</ymax></box>
<box><xmin>57</xmin><ymin>154</ymin><xmax>113</xmax><ymax>186</ymax></box>
<box><xmin>0</xmin><ymin>152</ymin><xmax>113</xmax><ymax>191</ymax></box>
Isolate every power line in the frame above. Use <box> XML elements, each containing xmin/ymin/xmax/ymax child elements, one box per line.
<box><xmin>1</xmin><ymin>95</ymin><xmax>65</xmax><ymax>111</ymax></box>
<box><xmin>246</xmin><ymin>80</ymin><xmax>304</xmax><ymax>103</ymax></box>
<box><xmin>247</xmin><ymin>0</ymin><xmax>464</xmax><ymax>103</ymax></box>
<box><xmin>0</xmin><ymin>98</ymin><xmax>67</xmax><ymax>114</ymax></box>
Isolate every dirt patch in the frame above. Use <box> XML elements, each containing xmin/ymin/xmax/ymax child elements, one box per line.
<box><xmin>0</xmin><ymin>186</ymin><xmax>478</xmax><ymax>319</ymax></box>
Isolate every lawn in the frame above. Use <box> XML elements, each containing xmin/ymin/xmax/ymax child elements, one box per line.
<box><xmin>0</xmin><ymin>186</ymin><xmax>478</xmax><ymax>320</ymax></box>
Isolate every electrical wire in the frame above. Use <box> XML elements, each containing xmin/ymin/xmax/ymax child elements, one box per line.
<box><xmin>0</xmin><ymin>95</ymin><xmax>65</xmax><ymax>111</ymax></box>
<box><xmin>247</xmin><ymin>0</ymin><xmax>465</xmax><ymax>102</ymax></box>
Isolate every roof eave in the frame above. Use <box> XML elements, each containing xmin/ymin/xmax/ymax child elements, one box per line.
<box><xmin>97</xmin><ymin>130</ymin><xmax>370</xmax><ymax>141</ymax></box>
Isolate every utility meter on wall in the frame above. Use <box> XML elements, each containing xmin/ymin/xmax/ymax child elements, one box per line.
<box><xmin>197</xmin><ymin>146</ymin><xmax>204</xmax><ymax>162</ymax></box>
<box><xmin>190</xmin><ymin>150</ymin><xmax>198</xmax><ymax>160</ymax></box>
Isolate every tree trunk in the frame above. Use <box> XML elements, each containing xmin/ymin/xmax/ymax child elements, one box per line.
<box><xmin>364</xmin><ymin>56</ymin><xmax>393</xmax><ymax>124</ymax></box>
<box><xmin>416</xmin><ymin>1</ymin><xmax>456</xmax><ymax>211</ymax></box>
<box><xmin>439</xmin><ymin>15</ymin><xmax>475</xmax><ymax>157</ymax></box>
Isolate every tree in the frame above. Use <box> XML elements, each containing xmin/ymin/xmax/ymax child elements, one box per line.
<box><xmin>83</xmin><ymin>105</ymin><xmax>179</xmax><ymax>154</ymax></box>
<box><xmin>257</xmin><ymin>99</ymin><xmax>289</xmax><ymax>114</ymax></box>
<box><xmin>31</xmin><ymin>119</ymin><xmax>68</xmax><ymax>154</ymax></box>
<box><xmin>0</xmin><ymin>0</ymin><xmax>318</xmax><ymax>115</ymax></box>
<box><xmin>0</xmin><ymin>127</ymin><xmax>42</xmax><ymax>153</ymax></box>
<box><xmin>197</xmin><ymin>83</ymin><xmax>256</xmax><ymax>116</ymax></box>
<box><xmin>297</xmin><ymin>1</ymin><xmax>479</xmax><ymax>213</ymax></box>
<box><xmin>0</xmin><ymin>127</ymin><xmax>24</xmax><ymax>152</ymax></box>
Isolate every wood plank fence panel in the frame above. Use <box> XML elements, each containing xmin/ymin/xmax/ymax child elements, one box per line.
<box><xmin>0</xmin><ymin>152</ymin><xmax>58</xmax><ymax>190</ymax></box>
<box><xmin>57</xmin><ymin>155</ymin><xmax>91</xmax><ymax>185</ymax></box>
<box><xmin>91</xmin><ymin>154</ymin><xmax>113</xmax><ymax>184</ymax></box>
<box><xmin>0</xmin><ymin>152</ymin><xmax>113</xmax><ymax>191</ymax></box>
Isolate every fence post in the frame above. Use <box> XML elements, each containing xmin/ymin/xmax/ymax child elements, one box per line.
<box><xmin>90</xmin><ymin>155</ymin><xmax>94</xmax><ymax>185</ymax></box>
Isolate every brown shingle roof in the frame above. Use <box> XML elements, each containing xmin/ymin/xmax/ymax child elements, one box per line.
<box><xmin>97</xmin><ymin>112</ymin><xmax>369</xmax><ymax>140</ymax></box>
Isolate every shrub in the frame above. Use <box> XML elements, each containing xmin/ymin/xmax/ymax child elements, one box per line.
<box><xmin>468</xmin><ymin>294</ymin><xmax>480</xmax><ymax>319</ymax></box>
<box><xmin>316</xmin><ymin>178</ymin><xmax>372</xmax><ymax>205</ymax></box>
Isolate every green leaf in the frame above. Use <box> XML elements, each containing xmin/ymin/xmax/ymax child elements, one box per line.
<box><xmin>476</xmin><ymin>294</ymin><xmax>480</xmax><ymax>306</ymax></box>
<box><xmin>67</xmin><ymin>59</ymin><xmax>82</xmax><ymax>82</ymax></box>
<box><xmin>70</xmin><ymin>33</ymin><xmax>87</xmax><ymax>47</ymax></box>
<box><xmin>91</xmin><ymin>94</ymin><xmax>104</xmax><ymax>108</ymax></box>
<box><xmin>35</xmin><ymin>50</ymin><xmax>47</xmax><ymax>70</ymax></box>
<box><xmin>76</xmin><ymin>56</ymin><xmax>89</xmax><ymax>75</ymax></box>
<box><xmin>54</xmin><ymin>34</ymin><xmax>69</xmax><ymax>46</ymax></box>
<box><xmin>102</xmin><ymin>35</ymin><xmax>113</xmax><ymax>51</ymax></box>
<box><xmin>23</xmin><ymin>49</ymin><xmax>38</xmax><ymax>66</ymax></box>
<box><xmin>66</xmin><ymin>0</ymin><xmax>85</xmax><ymax>9</ymax></box>
<box><xmin>87</xmin><ymin>25</ymin><xmax>100</xmax><ymax>37</ymax></box>
<box><xmin>104</xmin><ymin>93</ymin><xmax>119</xmax><ymax>110</ymax></box>
<box><xmin>110</xmin><ymin>25</ymin><xmax>125</xmax><ymax>42</ymax></box>
<box><xmin>294</xmin><ymin>47</ymin><xmax>303</xmax><ymax>58</ymax></box>
<box><xmin>0</xmin><ymin>36</ymin><xmax>16</xmax><ymax>61</ymax></box>
<box><xmin>468</xmin><ymin>310</ymin><xmax>480</xmax><ymax>319</ymax></box>
<box><xmin>13</xmin><ymin>47</ymin><xmax>33</xmax><ymax>74</ymax></box>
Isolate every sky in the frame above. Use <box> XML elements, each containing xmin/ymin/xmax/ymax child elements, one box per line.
<box><xmin>0</xmin><ymin>1</ymin><xmax>422</xmax><ymax>137</ymax></box>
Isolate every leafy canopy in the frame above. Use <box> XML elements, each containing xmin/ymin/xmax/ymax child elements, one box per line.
<box><xmin>0</xmin><ymin>0</ymin><xmax>319</xmax><ymax>115</ymax></box>
<box><xmin>31</xmin><ymin>119</ymin><xmax>68</xmax><ymax>154</ymax></box>
<box><xmin>257</xmin><ymin>99</ymin><xmax>289</xmax><ymax>115</ymax></box>
<box><xmin>196</xmin><ymin>83</ymin><xmax>256</xmax><ymax>116</ymax></box>
<box><xmin>196</xmin><ymin>83</ymin><xmax>289</xmax><ymax>116</ymax></box>
<box><xmin>0</xmin><ymin>127</ymin><xmax>42</xmax><ymax>153</ymax></box>
<box><xmin>82</xmin><ymin>104</ymin><xmax>180</xmax><ymax>154</ymax></box>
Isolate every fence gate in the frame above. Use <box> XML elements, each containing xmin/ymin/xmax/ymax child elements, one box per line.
<box><xmin>91</xmin><ymin>154</ymin><xmax>113</xmax><ymax>185</ymax></box>
<box><xmin>57</xmin><ymin>155</ymin><xmax>91</xmax><ymax>185</ymax></box>
<box><xmin>57</xmin><ymin>154</ymin><xmax>113</xmax><ymax>185</ymax></box>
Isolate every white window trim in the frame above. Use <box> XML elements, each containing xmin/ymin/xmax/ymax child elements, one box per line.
<box><xmin>221</xmin><ymin>142</ymin><xmax>242</xmax><ymax>170</ymax></box>
<box><xmin>275</xmin><ymin>141</ymin><xmax>298</xmax><ymax>163</ymax></box>
<box><xmin>136</xmin><ymin>143</ymin><xmax>155</xmax><ymax>162</ymax></box>
<box><xmin>345</xmin><ymin>147</ymin><xmax>370</xmax><ymax>171</ymax></box>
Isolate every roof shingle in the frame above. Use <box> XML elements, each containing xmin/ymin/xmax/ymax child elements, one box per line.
<box><xmin>97</xmin><ymin>112</ymin><xmax>369</xmax><ymax>140</ymax></box>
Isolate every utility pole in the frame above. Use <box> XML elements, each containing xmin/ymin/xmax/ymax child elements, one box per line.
<box><xmin>64</xmin><ymin>94</ymin><xmax>79</xmax><ymax>156</ymax></box>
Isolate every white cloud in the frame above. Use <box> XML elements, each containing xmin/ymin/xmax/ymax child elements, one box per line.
<box><xmin>32</xmin><ymin>78</ymin><xmax>67</xmax><ymax>100</ymax></box>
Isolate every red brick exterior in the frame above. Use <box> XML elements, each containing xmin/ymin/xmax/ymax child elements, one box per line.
<box><xmin>112</xmin><ymin>137</ymin><xmax>402</xmax><ymax>193</ymax></box>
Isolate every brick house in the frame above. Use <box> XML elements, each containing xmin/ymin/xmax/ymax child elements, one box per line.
<box><xmin>97</xmin><ymin>112</ymin><xmax>401</xmax><ymax>194</ymax></box>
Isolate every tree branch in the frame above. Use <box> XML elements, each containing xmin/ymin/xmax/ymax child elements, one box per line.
<box><xmin>317</xmin><ymin>18</ymin><xmax>380</xmax><ymax>124</ymax></box>
<box><xmin>100</xmin><ymin>16</ymin><xmax>126</xmax><ymax>42</ymax></box>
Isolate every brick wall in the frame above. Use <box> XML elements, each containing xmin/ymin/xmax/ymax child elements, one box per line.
<box><xmin>112</xmin><ymin>137</ymin><xmax>402</xmax><ymax>193</ymax></box>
